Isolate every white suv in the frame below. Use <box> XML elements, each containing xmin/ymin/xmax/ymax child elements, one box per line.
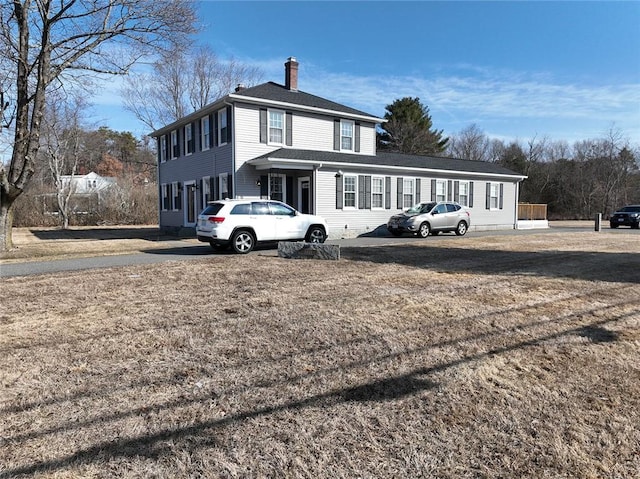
<box><xmin>196</xmin><ymin>199</ymin><xmax>329</xmax><ymax>254</ymax></box>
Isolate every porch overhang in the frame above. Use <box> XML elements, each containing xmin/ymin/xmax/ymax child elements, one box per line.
<box><xmin>248</xmin><ymin>157</ymin><xmax>320</xmax><ymax>171</ymax></box>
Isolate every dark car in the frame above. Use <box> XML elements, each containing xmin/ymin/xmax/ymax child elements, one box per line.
<box><xmin>610</xmin><ymin>205</ymin><xmax>640</xmax><ymax>229</ymax></box>
<box><xmin>387</xmin><ymin>201</ymin><xmax>471</xmax><ymax>238</ymax></box>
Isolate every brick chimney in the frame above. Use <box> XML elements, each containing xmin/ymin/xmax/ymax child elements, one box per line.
<box><xmin>285</xmin><ymin>57</ymin><xmax>299</xmax><ymax>91</ymax></box>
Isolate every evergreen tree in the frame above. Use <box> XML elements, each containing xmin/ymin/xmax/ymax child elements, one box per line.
<box><xmin>378</xmin><ymin>97</ymin><xmax>448</xmax><ymax>155</ymax></box>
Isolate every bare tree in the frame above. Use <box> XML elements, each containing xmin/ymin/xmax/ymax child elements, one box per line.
<box><xmin>123</xmin><ymin>45</ymin><xmax>263</xmax><ymax>131</ymax></box>
<box><xmin>0</xmin><ymin>0</ymin><xmax>197</xmax><ymax>251</ymax></box>
<box><xmin>447</xmin><ymin>124</ymin><xmax>490</xmax><ymax>161</ymax></box>
<box><xmin>41</xmin><ymin>91</ymin><xmax>86</xmax><ymax>229</ymax></box>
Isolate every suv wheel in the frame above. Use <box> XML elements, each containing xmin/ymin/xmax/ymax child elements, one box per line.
<box><xmin>306</xmin><ymin>226</ymin><xmax>326</xmax><ymax>243</ymax></box>
<box><xmin>455</xmin><ymin>221</ymin><xmax>468</xmax><ymax>236</ymax></box>
<box><xmin>417</xmin><ymin>222</ymin><xmax>430</xmax><ymax>238</ymax></box>
<box><xmin>231</xmin><ymin>229</ymin><xmax>255</xmax><ymax>254</ymax></box>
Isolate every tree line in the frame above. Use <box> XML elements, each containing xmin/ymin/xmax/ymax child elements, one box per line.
<box><xmin>379</xmin><ymin>98</ymin><xmax>639</xmax><ymax>219</ymax></box>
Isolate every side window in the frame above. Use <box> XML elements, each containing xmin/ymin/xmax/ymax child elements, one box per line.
<box><xmin>446</xmin><ymin>203</ymin><xmax>459</xmax><ymax>212</ymax></box>
<box><xmin>344</xmin><ymin>175</ymin><xmax>357</xmax><ymax>208</ymax></box>
<box><xmin>270</xmin><ymin>203</ymin><xmax>295</xmax><ymax>216</ymax></box>
<box><xmin>230</xmin><ymin>203</ymin><xmax>251</xmax><ymax>215</ymax></box>
<box><xmin>218</xmin><ymin>109</ymin><xmax>228</xmax><ymax>146</ymax></box>
<box><xmin>435</xmin><ymin>204</ymin><xmax>447</xmax><ymax>214</ymax></box>
<box><xmin>252</xmin><ymin>202</ymin><xmax>271</xmax><ymax>215</ymax></box>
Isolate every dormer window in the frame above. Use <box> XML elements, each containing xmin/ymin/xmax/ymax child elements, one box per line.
<box><xmin>269</xmin><ymin>110</ymin><xmax>285</xmax><ymax>144</ymax></box>
<box><xmin>341</xmin><ymin>120</ymin><xmax>354</xmax><ymax>151</ymax></box>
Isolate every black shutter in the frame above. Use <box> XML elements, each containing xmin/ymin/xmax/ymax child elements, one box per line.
<box><xmin>165</xmin><ymin>135</ymin><xmax>170</xmax><ymax>161</ymax></box>
<box><xmin>431</xmin><ymin>179</ymin><xmax>436</xmax><ymax>201</ymax></box>
<box><xmin>336</xmin><ymin>175</ymin><xmax>343</xmax><ymax>209</ymax></box>
<box><xmin>189</xmin><ymin>122</ymin><xmax>196</xmax><ymax>153</ymax></box>
<box><xmin>415</xmin><ymin>179</ymin><xmax>421</xmax><ymax>203</ymax></box>
<box><xmin>176</xmin><ymin>183</ymin><xmax>182</xmax><ymax>210</ymax></box>
<box><xmin>358</xmin><ymin>175</ymin><xmax>365</xmax><ymax>209</ymax></box>
<box><xmin>397</xmin><ymin>178</ymin><xmax>403</xmax><ymax>208</ymax></box>
<box><xmin>385</xmin><ymin>176</ymin><xmax>391</xmax><ymax>209</ymax></box>
<box><xmin>260</xmin><ymin>175</ymin><xmax>268</xmax><ymax>197</ymax></box>
<box><xmin>486</xmin><ymin>182</ymin><xmax>491</xmax><ymax>209</ymax></box>
<box><xmin>286</xmin><ymin>111</ymin><xmax>293</xmax><ymax>146</ymax></box>
<box><xmin>355</xmin><ymin>122</ymin><xmax>361</xmax><ymax>153</ymax></box>
<box><xmin>333</xmin><ymin>119</ymin><xmax>340</xmax><ymax>151</ymax></box>
<box><xmin>227</xmin><ymin>173</ymin><xmax>233</xmax><ymax>199</ymax></box>
<box><xmin>157</xmin><ymin>137</ymin><xmax>162</xmax><ymax>163</ymax></box>
<box><xmin>454</xmin><ymin>181</ymin><xmax>460</xmax><ymax>202</ymax></box>
<box><xmin>226</xmin><ymin>106</ymin><xmax>232</xmax><ymax>143</ymax></box>
<box><xmin>286</xmin><ymin>176</ymin><xmax>294</xmax><ymax>205</ymax></box>
<box><xmin>499</xmin><ymin>183</ymin><xmax>504</xmax><ymax>209</ymax></box>
<box><xmin>259</xmin><ymin>109</ymin><xmax>267</xmax><ymax>144</ymax></box>
<box><xmin>447</xmin><ymin>180</ymin><xmax>453</xmax><ymax>201</ymax></box>
<box><xmin>469</xmin><ymin>182</ymin><xmax>474</xmax><ymax>208</ymax></box>
<box><xmin>365</xmin><ymin>175</ymin><xmax>371</xmax><ymax>209</ymax></box>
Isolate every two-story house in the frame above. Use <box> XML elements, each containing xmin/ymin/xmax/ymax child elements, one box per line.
<box><xmin>151</xmin><ymin>57</ymin><xmax>526</xmax><ymax>237</ymax></box>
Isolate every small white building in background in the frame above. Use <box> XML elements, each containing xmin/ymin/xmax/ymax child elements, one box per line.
<box><xmin>60</xmin><ymin>171</ymin><xmax>116</xmax><ymax>194</ymax></box>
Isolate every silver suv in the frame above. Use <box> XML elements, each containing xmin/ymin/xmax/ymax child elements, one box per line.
<box><xmin>196</xmin><ymin>199</ymin><xmax>328</xmax><ymax>254</ymax></box>
<box><xmin>387</xmin><ymin>201</ymin><xmax>471</xmax><ymax>238</ymax></box>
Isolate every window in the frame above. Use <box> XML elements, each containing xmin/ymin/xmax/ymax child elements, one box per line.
<box><xmin>201</xmin><ymin>116</ymin><xmax>210</xmax><ymax>151</ymax></box>
<box><xmin>171</xmin><ymin>130</ymin><xmax>178</xmax><ymax>159</ymax></box>
<box><xmin>269</xmin><ymin>174</ymin><xmax>285</xmax><ymax>202</ymax></box>
<box><xmin>270</xmin><ymin>202</ymin><xmax>295</xmax><ymax>216</ymax></box>
<box><xmin>489</xmin><ymin>182</ymin><xmax>500</xmax><ymax>209</ymax></box>
<box><xmin>344</xmin><ymin>175</ymin><xmax>357</xmax><ymax>208</ymax></box>
<box><xmin>219</xmin><ymin>173</ymin><xmax>228</xmax><ymax>199</ymax></box>
<box><xmin>202</xmin><ymin>176</ymin><xmax>211</xmax><ymax>208</ymax></box>
<box><xmin>435</xmin><ymin>180</ymin><xmax>447</xmax><ymax>202</ymax></box>
<box><xmin>172</xmin><ymin>182</ymin><xmax>181</xmax><ymax>210</ymax></box>
<box><xmin>218</xmin><ymin>109</ymin><xmax>227</xmax><ymax>146</ymax></box>
<box><xmin>185</xmin><ymin>123</ymin><xmax>193</xmax><ymax>155</ymax></box>
<box><xmin>403</xmin><ymin>178</ymin><xmax>415</xmax><ymax>208</ymax></box>
<box><xmin>161</xmin><ymin>184</ymin><xmax>170</xmax><ymax>210</ymax></box>
<box><xmin>160</xmin><ymin>135</ymin><xmax>167</xmax><ymax>163</ymax></box>
<box><xmin>269</xmin><ymin>110</ymin><xmax>284</xmax><ymax>144</ymax></box>
<box><xmin>372</xmin><ymin>177</ymin><xmax>384</xmax><ymax>209</ymax></box>
<box><xmin>341</xmin><ymin>120</ymin><xmax>354</xmax><ymax>151</ymax></box>
<box><xmin>458</xmin><ymin>181</ymin><xmax>470</xmax><ymax>207</ymax></box>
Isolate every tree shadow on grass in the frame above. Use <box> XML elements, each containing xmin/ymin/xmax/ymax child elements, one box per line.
<box><xmin>341</xmin><ymin>245</ymin><xmax>640</xmax><ymax>284</ymax></box>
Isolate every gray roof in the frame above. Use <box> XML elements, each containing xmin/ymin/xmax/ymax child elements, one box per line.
<box><xmin>232</xmin><ymin>82</ymin><xmax>380</xmax><ymax>120</ymax></box>
<box><xmin>252</xmin><ymin>148</ymin><xmax>525</xmax><ymax>178</ymax></box>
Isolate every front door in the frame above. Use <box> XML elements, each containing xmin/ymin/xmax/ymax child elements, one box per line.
<box><xmin>298</xmin><ymin>177</ymin><xmax>311</xmax><ymax>214</ymax></box>
<box><xmin>184</xmin><ymin>181</ymin><xmax>197</xmax><ymax>226</ymax></box>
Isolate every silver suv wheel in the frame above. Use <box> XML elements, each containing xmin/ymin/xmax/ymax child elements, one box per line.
<box><xmin>232</xmin><ymin>230</ymin><xmax>255</xmax><ymax>254</ymax></box>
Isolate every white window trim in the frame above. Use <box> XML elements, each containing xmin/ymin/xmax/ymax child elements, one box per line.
<box><xmin>371</xmin><ymin>176</ymin><xmax>385</xmax><ymax>209</ymax></box>
<box><xmin>184</xmin><ymin>124</ymin><xmax>193</xmax><ymax>156</ymax></box>
<box><xmin>161</xmin><ymin>183</ymin><xmax>169</xmax><ymax>211</ymax></box>
<box><xmin>171</xmin><ymin>181</ymin><xmax>179</xmax><ymax>210</ymax></box>
<box><xmin>218</xmin><ymin>173</ymin><xmax>229</xmax><ymax>199</ymax></box>
<box><xmin>201</xmin><ymin>117</ymin><xmax>210</xmax><ymax>151</ymax></box>
<box><xmin>343</xmin><ymin>174</ymin><xmax>357</xmax><ymax>209</ymax></box>
<box><xmin>435</xmin><ymin>179</ymin><xmax>447</xmax><ymax>202</ymax></box>
<box><xmin>340</xmin><ymin>119</ymin><xmax>355</xmax><ymax>152</ymax></box>
<box><xmin>458</xmin><ymin>180</ymin><xmax>470</xmax><ymax>207</ymax></box>
<box><xmin>160</xmin><ymin>135</ymin><xmax>167</xmax><ymax>163</ymax></box>
<box><xmin>217</xmin><ymin>109</ymin><xmax>227</xmax><ymax>147</ymax></box>
<box><xmin>202</xmin><ymin>176</ymin><xmax>211</xmax><ymax>209</ymax></box>
<box><xmin>489</xmin><ymin>182</ymin><xmax>500</xmax><ymax>210</ymax></box>
<box><xmin>268</xmin><ymin>109</ymin><xmax>285</xmax><ymax>146</ymax></box>
<box><xmin>170</xmin><ymin>130</ymin><xmax>178</xmax><ymax>159</ymax></box>
<box><xmin>403</xmin><ymin>178</ymin><xmax>415</xmax><ymax>208</ymax></box>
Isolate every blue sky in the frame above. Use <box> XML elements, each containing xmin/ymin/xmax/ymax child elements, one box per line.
<box><xmin>94</xmin><ymin>0</ymin><xmax>640</xmax><ymax>147</ymax></box>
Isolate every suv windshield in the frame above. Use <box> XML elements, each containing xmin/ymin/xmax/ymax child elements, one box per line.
<box><xmin>407</xmin><ymin>202</ymin><xmax>436</xmax><ymax>215</ymax></box>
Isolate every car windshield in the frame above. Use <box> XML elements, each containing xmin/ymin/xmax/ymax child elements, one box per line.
<box><xmin>406</xmin><ymin>202</ymin><xmax>436</xmax><ymax>214</ymax></box>
<box><xmin>620</xmin><ymin>206</ymin><xmax>640</xmax><ymax>213</ymax></box>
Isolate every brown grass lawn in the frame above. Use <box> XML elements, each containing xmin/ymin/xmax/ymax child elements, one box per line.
<box><xmin>1</xmin><ymin>231</ymin><xmax>639</xmax><ymax>478</ymax></box>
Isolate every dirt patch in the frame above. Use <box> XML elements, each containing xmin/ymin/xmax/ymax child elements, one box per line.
<box><xmin>1</xmin><ymin>231</ymin><xmax>639</xmax><ymax>478</ymax></box>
